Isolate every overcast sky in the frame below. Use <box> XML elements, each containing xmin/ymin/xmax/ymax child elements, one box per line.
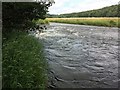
<box><xmin>49</xmin><ymin>0</ymin><xmax>119</xmax><ymax>14</ymax></box>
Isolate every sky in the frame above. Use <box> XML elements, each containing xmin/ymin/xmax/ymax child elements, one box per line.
<box><xmin>48</xmin><ymin>0</ymin><xmax>119</xmax><ymax>14</ymax></box>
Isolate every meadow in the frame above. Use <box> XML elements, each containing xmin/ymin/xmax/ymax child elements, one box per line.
<box><xmin>47</xmin><ymin>18</ymin><xmax>119</xmax><ymax>27</ymax></box>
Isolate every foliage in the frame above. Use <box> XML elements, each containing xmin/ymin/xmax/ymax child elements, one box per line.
<box><xmin>32</xmin><ymin>19</ymin><xmax>49</xmax><ymax>25</ymax></box>
<box><xmin>47</xmin><ymin>5</ymin><xmax>119</xmax><ymax>18</ymax></box>
<box><xmin>47</xmin><ymin>18</ymin><xmax>119</xmax><ymax>27</ymax></box>
<box><xmin>2</xmin><ymin>31</ymin><xmax>47</xmax><ymax>89</ymax></box>
<box><xmin>2</xmin><ymin>1</ymin><xmax>54</xmax><ymax>32</ymax></box>
<box><xmin>2</xmin><ymin>1</ymin><xmax>55</xmax><ymax>89</ymax></box>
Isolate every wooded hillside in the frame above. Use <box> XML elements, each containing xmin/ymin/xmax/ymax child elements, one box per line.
<box><xmin>47</xmin><ymin>4</ymin><xmax>119</xmax><ymax>18</ymax></box>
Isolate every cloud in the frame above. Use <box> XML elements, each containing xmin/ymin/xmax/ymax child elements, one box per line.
<box><xmin>49</xmin><ymin>0</ymin><xmax>119</xmax><ymax>14</ymax></box>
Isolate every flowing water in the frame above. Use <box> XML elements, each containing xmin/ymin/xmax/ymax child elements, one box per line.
<box><xmin>39</xmin><ymin>23</ymin><xmax>119</xmax><ymax>88</ymax></box>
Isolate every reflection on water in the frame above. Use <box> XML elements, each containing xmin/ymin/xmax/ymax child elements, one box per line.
<box><xmin>39</xmin><ymin>23</ymin><xmax>118</xmax><ymax>88</ymax></box>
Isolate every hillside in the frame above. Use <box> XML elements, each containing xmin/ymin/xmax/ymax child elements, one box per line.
<box><xmin>47</xmin><ymin>4</ymin><xmax>119</xmax><ymax>18</ymax></box>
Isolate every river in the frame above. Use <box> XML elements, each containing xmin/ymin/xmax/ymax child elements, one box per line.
<box><xmin>39</xmin><ymin>23</ymin><xmax>119</xmax><ymax>88</ymax></box>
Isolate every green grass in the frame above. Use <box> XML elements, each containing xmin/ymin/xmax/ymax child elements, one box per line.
<box><xmin>47</xmin><ymin>18</ymin><xmax>119</xmax><ymax>27</ymax></box>
<box><xmin>2</xmin><ymin>30</ymin><xmax>47</xmax><ymax>89</ymax></box>
<box><xmin>32</xmin><ymin>19</ymin><xmax>49</xmax><ymax>25</ymax></box>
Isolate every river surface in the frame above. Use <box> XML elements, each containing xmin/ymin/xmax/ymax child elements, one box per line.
<box><xmin>39</xmin><ymin>23</ymin><xmax>119</xmax><ymax>88</ymax></box>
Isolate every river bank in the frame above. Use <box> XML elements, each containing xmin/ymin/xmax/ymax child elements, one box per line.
<box><xmin>47</xmin><ymin>18</ymin><xmax>119</xmax><ymax>27</ymax></box>
<box><xmin>2</xmin><ymin>31</ymin><xmax>47</xmax><ymax>89</ymax></box>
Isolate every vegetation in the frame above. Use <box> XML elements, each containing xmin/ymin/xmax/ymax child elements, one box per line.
<box><xmin>32</xmin><ymin>19</ymin><xmax>49</xmax><ymax>25</ymax></box>
<box><xmin>47</xmin><ymin>18</ymin><xmax>119</xmax><ymax>27</ymax></box>
<box><xmin>2</xmin><ymin>1</ymin><xmax>54</xmax><ymax>32</ymax></box>
<box><xmin>2</xmin><ymin>1</ymin><xmax>54</xmax><ymax>89</ymax></box>
<box><xmin>3</xmin><ymin>31</ymin><xmax>47</xmax><ymax>89</ymax></box>
<box><xmin>47</xmin><ymin>4</ymin><xmax>119</xmax><ymax>18</ymax></box>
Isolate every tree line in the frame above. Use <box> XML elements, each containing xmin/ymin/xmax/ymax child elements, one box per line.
<box><xmin>47</xmin><ymin>4</ymin><xmax>119</xmax><ymax>18</ymax></box>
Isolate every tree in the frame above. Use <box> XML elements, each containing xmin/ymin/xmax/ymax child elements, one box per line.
<box><xmin>55</xmin><ymin>5</ymin><xmax>118</xmax><ymax>18</ymax></box>
<box><xmin>2</xmin><ymin>1</ymin><xmax>54</xmax><ymax>32</ymax></box>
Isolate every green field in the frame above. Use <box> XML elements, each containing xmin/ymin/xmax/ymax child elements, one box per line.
<box><xmin>47</xmin><ymin>18</ymin><xmax>119</xmax><ymax>27</ymax></box>
<box><xmin>3</xmin><ymin>30</ymin><xmax>47</xmax><ymax>89</ymax></box>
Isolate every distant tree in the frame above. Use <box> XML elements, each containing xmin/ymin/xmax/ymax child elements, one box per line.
<box><xmin>54</xmin><ymin>5</ymin><xmax>118</xmax><ymax>18</ymax></box>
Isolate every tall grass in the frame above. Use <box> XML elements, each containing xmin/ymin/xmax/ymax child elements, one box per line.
<box><xmin>2</xmin><ymin>31</ymin><xmax>47</xmax><ymax>89</ymax></box>
<box><xmin>47</xmin><ymin>18</ymin><xmax>119</xmax><ymax>27</ymax></box>
<box><xmin>32</xmin><ymin>19</ymin><xmax>49</xmax><ymax>25</ymax></box>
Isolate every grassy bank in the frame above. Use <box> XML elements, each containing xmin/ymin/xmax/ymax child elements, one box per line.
<box><xmin>32</xmin><ymin>19</ymin><xmax>49</xmax><ymax>25</ymax></box>
<box><xmin>47</xmin><ymin>18</ymin><xmax>119</xmax><ymax>27</ymax></box>
<box><xmin>3</xmin><ymin>30</ymin><xmax>47</xmax><ymax>89</ymax></box>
